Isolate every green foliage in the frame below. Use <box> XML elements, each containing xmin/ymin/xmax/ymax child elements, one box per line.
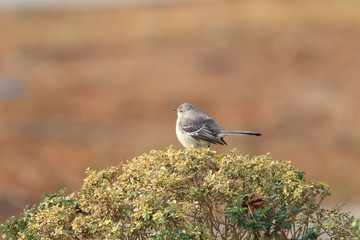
<box><xmin>1</xmin><ymin>147</ymin><xmax>359</xmax><ymax>239</ymax></box>
<box><xmin>353</xmin><ymin>219</ymin><xmax>360</xmax><ymax>236</ymax></box>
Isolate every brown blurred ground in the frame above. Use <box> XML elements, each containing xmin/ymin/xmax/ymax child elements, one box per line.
<box><xmin>0</xmin><ymin>1</ymin><xmax>360</xmax><ymax>222</ymax></box>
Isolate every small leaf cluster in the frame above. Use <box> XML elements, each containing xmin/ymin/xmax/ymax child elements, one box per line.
<box><xmin>1</xmin><ymin>147</ymin><xmax>359</xmax><ymax>239</ymax></box>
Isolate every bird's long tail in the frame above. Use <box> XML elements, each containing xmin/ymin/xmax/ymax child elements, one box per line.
<box><xmin>219</xmin><ymin>129</ymin><xmax>262</xmax><ymax>136</ymax></box>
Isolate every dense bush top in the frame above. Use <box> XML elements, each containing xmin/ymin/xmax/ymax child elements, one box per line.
<box><xmin>1</xmin><ymin>147</ymin><xmax>358</xmax><ymax>239</ymax></box>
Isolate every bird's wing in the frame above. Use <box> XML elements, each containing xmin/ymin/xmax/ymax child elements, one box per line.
<box><xmin>179</xmin><ymin>118</ymin><xmax>226</xmax><ymax>145</ymax></box>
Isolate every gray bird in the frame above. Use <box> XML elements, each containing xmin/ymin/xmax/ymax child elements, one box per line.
<box><xmin>172</xmin><ymin>103</ymin><xmax>261</xmax><ymax>148</ymax></box>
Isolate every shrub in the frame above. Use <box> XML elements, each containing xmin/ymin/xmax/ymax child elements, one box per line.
<box><xmin>1</xmin><ymin>147</ymin><xmax>359</xmax><ymax>239</ymax></box>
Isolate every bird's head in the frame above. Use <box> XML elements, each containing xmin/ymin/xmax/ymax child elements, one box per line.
<box><xmin>172</xmin><ymin>103</ymin><xmax>198</xmax><ymax>117</ymax></box>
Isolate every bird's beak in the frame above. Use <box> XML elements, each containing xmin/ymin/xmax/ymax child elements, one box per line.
<box><xmin>172</xmin><ymin>108</ymin><xmax>177</xmax><ymax>111</ymax></box>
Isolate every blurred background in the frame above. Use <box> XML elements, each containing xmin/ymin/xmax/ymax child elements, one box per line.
<box><xmin>0</xmin><ymin>0</ymin><xmax>359</xmax><ymax>223</ymax></box>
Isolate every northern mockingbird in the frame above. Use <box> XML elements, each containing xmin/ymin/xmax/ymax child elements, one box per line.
<box><xmin>172</xmin><ymin>103</ymin><xmax>261</xmax><ymax>148</ymax></box>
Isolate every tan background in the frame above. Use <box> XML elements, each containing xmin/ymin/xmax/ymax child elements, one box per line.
<box><xmin>1</xmin><ymin>1</ymin><xmax>360</xmax><ymax>223</ymax></box>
